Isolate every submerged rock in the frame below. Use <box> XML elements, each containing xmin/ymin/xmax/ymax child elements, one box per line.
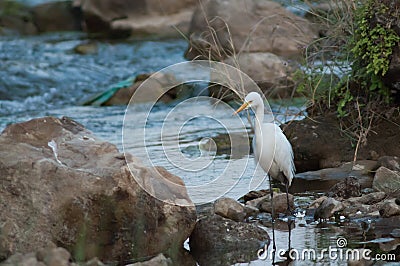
<box><xmin>0</xmin><ymin>117</ymin><xmax>196</xmax><ymax>263</ymax></box>
<box><xmin>373</xmin><ymin>166</ymin><xmax>400</xmax><ymax>194</ymax></box>
<box><xmin>189</xmin><ymin>214</ymin><xmax>269</xmax><ymax>265</ymax></box>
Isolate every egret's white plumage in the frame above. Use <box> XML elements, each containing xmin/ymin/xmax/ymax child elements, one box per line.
<box><xmin>235</xmin><ymin>92</ymin><xmax>295</xmax><ymax>195</ymax></box>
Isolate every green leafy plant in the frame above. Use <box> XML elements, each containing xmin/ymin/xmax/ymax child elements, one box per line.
<box><xmin>350</xmin><ymin>0</ymin><xmax>400</xmax><ymax>101</ymax></box>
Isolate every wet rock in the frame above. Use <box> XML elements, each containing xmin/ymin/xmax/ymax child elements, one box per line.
<box><xmin>214</xmin><ymin>197</ymin><xmax>246</xmax><ymax>222</ymax></box>
<box><xmin>83</xmin><ymin>72</ymin><xmax>188</xmax><ymax>106</ymax></box>
<box><xmin>255</xmin><ymin>193</ymin><xmax>294</xmax><ymax>215</ymax></box>
<box><xmin>189</xmin><ymin>214</ymin><xmax>269</xmax><ymax>265</ymax></box>
<box><xmin>185</xmin><ymin>0</ymin><xmax>316</xmax><ymax>60</ymax></box>
<box><xmin>241</xmin><ymin>190</ymin><xmax>269</xmax><ymax>203</ymax></box>
<box><xmin>379</xmin><ymin>201</ymin><xmax>400</xmax><ymax>218</ymax></box>
<box><xmin>73</xmin><ymin>42</ymin><xmax>98</xmax><ymax>55</ymax></box>
<box><xmin>373</xmin><ymin>166</ymin><xmax>400</xmax><ymax>194</ymax></box>
<box><xmin>75</xmin><ymin>0</ymin><xmax>197</xmax><ymax>38</ymax></box>
<box><xmin>308</xmin><ymin>196</ymin><xmax>328</xmax><ymax>209</ymax></box>
<box><xmin>391</xmin><ymin>229</ymin><xmax>400</xmax><ymax>238</ymax></box>
<box><xmin>282</xmin><ymin>114</ymin><xmax>400</xmax><ymax>173</ymax></box>
<box><xmin>0</xmin><ymin>117</ymin><xmax>196</xmax><ymax>263</ymax></box>
<box><xmin>377</xmin><ymin>156</ymin><xmax>400</xmax><ymax>171</ymax></box>
<box><xmin>327</xmin><ymin>176</ymin><xmax>361</xmax><ymax>199</ymax></box>
<box><xmin>291</xmin><ymin>160</ymin><xmax>376</xmax><ymax>193</ymax></box>
<box><xmin>129</xmin><ymin>254</ymin><xmax>172</xmax><ymax>266</ymax></box>
<box><xmin>314</xmin><ymin>197</ymin><xmax>344</xmax><ymax>220</ymax></box>
<box><xmin>32</xmin><ymin>1</ymin><xmax>82</xmax><ymax>33</ymax></box>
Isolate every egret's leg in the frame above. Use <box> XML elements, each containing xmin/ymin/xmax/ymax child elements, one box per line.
<box><xmin>268</xmin><ymin>175</ymin><xmax>276</xmax><ymax>253</ymax></box>
<box><xmin>285</xmin><ymin>181</ymin><xmax>293</xmax><ymax>215</ymax></box>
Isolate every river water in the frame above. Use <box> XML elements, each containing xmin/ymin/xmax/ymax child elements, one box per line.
<box><xmin>1</xmin><ymin>1</ymin><xmax>399</xmax><ymax>266</ymax></box>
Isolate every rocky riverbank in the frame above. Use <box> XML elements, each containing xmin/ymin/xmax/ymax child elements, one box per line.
<box><xmin>0</xmin><ymin>117</ymin><xmax>196</xmax><ymax>264</ymax></box>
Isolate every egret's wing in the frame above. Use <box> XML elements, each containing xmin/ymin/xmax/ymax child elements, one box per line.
<box><xmin>273</xmin><ymin>124</ymin><xmax>295</xmax><ymax>184</ymax></box>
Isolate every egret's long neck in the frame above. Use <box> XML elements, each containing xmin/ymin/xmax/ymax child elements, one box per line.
<box><xmin>253</xmin><ymin>106</ymin><xmax>264</xmax><ymax>136</ymax></box>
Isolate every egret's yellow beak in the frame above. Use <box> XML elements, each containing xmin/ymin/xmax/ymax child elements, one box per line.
<box><xmin>234</xmin><ymin>102</ymin><xmax>249</xmax><ymax>115</ymax></box>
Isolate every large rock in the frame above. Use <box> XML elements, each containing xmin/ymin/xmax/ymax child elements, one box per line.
<box><xmin>373</xmin><ymin>166</ymin><xmax>400</xmax><ymax>194</ymax></box>
<box><xmin>32</xmin><ymin>1</ymin><xmax>82</xmax><ymax>33</ymax></box>
<box><xmin>282</xmin><ymin>114</ymin><xmax>400</xmax><ymax>173</ymax></box>
<box><xmin>185</xmin><ymin>0</ymin><xmax>317</xmax><ymax>60</ymax></box>
<box><xmin>209</xmin><ymin>52</ymin><xmax>296</xmax><ymax>101</ymax></box>
<box><xmin>74</xmin><ymin>0</ymin><xmax>197</xmax><ymax>38</ymax></box>
<box><xmin>189</xmin><ymin>214</ymin><xmax>269</xmax><ymax>265</ymax></box>
<box><xmin>0</xmin><ymin>117</ymin><xmax>196</xmax><ymax>263</ymax></box>
<box><xmin>0</xmin><ymin>1</ymin><xmax>37</xmax><ymax>35</ymax></box>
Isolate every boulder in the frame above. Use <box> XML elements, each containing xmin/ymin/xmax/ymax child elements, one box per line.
<box><xmin>32</xmin><ymin>1</ymin><xmax>82</xmax><ymax>33</ymax></box>
<box><xmin>373</xmin><ymin>167</ymin><xmax>400</xmax><ymax>194</ymax></box>
<box><xmin>213</xmin><ymin>197</ymin><xmax>246</xmax><ymax>222</ymax></box>
<box><xmin>313</xmin><ymin>197</ymin><xmax>344</xmax><ymax>220</ymax></box>
<box><xmin>189</xmin><ymin>214</ymin><xmax>269</xmax><ymax>265</ymax></box>
<box><xmin>282</xmin><ymin>114</ymin><xmax>400</xmax><ymax>173</ymax></box>
<box><xmin>0</xmin><ymin>117</ymin><xmax>196</xmax><ymax>263</ymax></box>
<box><xmin>209</xmin><ymin>52</ymin><xmax>296</xmax><ymax>101</ymax></box>
<box><xmin>0</xmin><ymin>1</ymin><xmax>37</xmax><ymax>35</ymax></box>
<box><xmin>74</xmin><ymin>0</ymin><xmax>197</xmax><ymax>38</ymax></box>
<box><xmin>185</xmin><ymin>0</ymin><xmax>317</xmax><ymax>60</ymax></box>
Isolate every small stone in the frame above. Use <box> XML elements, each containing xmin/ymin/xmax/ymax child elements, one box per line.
<box><xmin>73</xmin><ymin>42</ymin><xmax>98</xmax><ymax>55</ymax></box>
<box><xmin>391</xmin><ymin>229</ymin><xmax>400</xmax><ymax>238</ymax></box>
<box><xmin>84</xmin><ymin>257</ymin><xmax>105</xmax><ymax>266</ymax></box>
<box><xmin>258</xmin><ymin>193</ymin><xmax>294</xmax><ymax>215</ymax></box>
<box><xmin>327</xmin><ymin>176</ymin><xmax>361</xmax><ymax>199</ymax></box>
<box><xmin>42</xmin><ymin>247</ymin><xmax>71</xmax><ymax>266</ymax></box>
<box><xmin>314</xmin><ymin>197</ymin><xmax>344</xmax><ymax>220</ymax></box>
<box><xmin>379</xmin><ymin>201</ymin><xmax>400</xmax><ymax>218</ymax></box>
<box><xmin>128</xmin><ymin>254</ymin><xmax>171</xmax><ymax>266</ymax></box>
<box><xmin>214</xmin><ymin>197</ymin><xmax>246</xmax><ymax>222</ymax></box>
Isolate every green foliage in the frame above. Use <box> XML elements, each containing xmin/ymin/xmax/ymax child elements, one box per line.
<box><xmin>0</xmin><ymin>1</ymin><xmax>27</xmax><ymax>17</ymax></box>
<box><xmin>295</xmin><ymin>0</ymin><xmax>399</xmax><ymax>117</ymax></box>
<box><xmin>349</xmin><ymin>0</ymin><xmax>399</xmax><ymax>101</ymax></box>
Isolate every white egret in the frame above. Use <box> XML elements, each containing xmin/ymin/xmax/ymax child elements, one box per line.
<box><xmin>234</xmin><ymin>92</ymin><xmax>295</xmax><ymax>212</ymax></box>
